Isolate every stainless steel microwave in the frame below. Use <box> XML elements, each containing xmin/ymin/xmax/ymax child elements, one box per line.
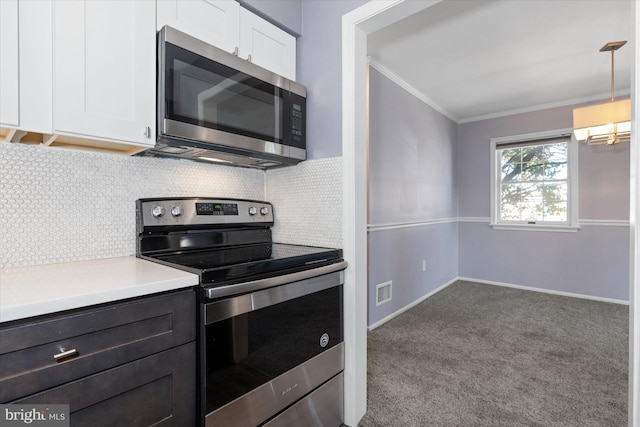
<box><xmin>143</xmin><ymin>26</ymin><xmax>306</xmax><ymax>169</ymax></box>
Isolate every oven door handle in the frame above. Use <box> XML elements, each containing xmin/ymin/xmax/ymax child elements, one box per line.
<box><xmin>204</xmin><ymin>260</ymin><xmax>347</xmax><ymax>300</ymax></box>
<box><xmin>204</xmin><ymin>261</ymin><xmax>347</xmax><ymax>325</ymax></box>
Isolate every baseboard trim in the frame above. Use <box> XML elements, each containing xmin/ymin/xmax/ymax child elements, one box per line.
<box><xmin>368</xmin><ymin>277</ymin><xmax>458</xmax><ymax>331</ymax></box>
<box><xmin>458</xmin><ymin>276</ymin><xmax>629</xmax><ymax>305</ymax></box>
<box><xmin>368</xmin><ymin>276</ymin><xmax>629</xmax><ymax>330</ymax></box>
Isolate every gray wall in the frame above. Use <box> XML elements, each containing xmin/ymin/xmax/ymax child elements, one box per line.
<box><xmin>297</xmin><ymin>0</ymin><xmax>368</xmax><ymax>159</ymax></box>
<box><xmin>457</xmin><ymin>104</ymin><xmax>630</xmax><ymax>301</ymax></box>
<box><xmin>368</xmin><ymin>67</ymin><xmax>459</xmax><ymax>326</ymax></box>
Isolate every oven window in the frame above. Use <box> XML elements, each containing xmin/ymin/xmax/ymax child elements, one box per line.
<box><xmin>204</xmin><ymin>286</ymin><xmax>343</xmax><ymax>413</ymax></box>
<box><xmin>165</xmin><ymin>43</ymin><xmax>284</xmax><ymax>143</ymax></box>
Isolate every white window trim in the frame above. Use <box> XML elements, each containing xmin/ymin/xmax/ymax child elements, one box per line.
<box><xmin>489</xmin><ymin>128</ymin><xmax>579</xmax><ymax>232</ymax></box>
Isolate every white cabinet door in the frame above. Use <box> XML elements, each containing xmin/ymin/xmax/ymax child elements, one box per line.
<box><xmin>157</xmin><ymin>0</ymin><xmax>240</xmax><ymax>54</ymax></box>
<box><xmin>239</xmin><ymin>7</ymin><xmax>296</xmax><ymax>81</ymax></box>
<box><xmin>19</xmin><ymin>0</ymin><xmax>53</xmax><ymax>134</ymax></box>
<box><xmin>53</xmin><ymin>0</ymin><xmax>155</xmax><ymax>146</ymax></box>
<box><xmin>0</xmin><ymin>0</ymin><xmax>19</xmax><ymax>128</ymax></box>
<box><xmin>1</xmin><ymin>0</ymin><xmax>53</xmax><ymax>134</ymax></box>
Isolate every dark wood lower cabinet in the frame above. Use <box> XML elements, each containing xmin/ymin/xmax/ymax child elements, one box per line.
<box><xmin>1</xmin><ymin>289</ymin><xmax>197</xmax><ymax>427</ymax></box>
<box><xmin>14</xmin><ymin>342</ymin><xmax>195</xmax><ymax>427</ymax></box>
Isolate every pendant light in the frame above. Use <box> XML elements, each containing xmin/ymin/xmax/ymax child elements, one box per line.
<box><xmin>573</xmin><ymin>40</ymin><xmax>630</xmax><ymax>145</ymax></box>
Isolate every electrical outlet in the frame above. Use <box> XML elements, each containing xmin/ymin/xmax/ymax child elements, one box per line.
<box><xmin>422</xmin><ymin>260</ymin><xmax>427</xmax><ymax>271</ymax></box>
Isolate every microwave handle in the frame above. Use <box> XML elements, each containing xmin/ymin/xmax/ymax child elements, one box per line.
<box><xmin>230</xmin><ymin>46</ymin><xmax>251</xmax><ymax>63</ymax></box>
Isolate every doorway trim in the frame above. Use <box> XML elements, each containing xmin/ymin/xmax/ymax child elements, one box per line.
<box><xmin>629</xmin><ymin>2</ymin><xmax>639</xmax><ymax>425</ymax></box>
<box><xmin>341</xmin><ymin>1</ymin><xmax>442</xmax><ymax>425</ymax></box>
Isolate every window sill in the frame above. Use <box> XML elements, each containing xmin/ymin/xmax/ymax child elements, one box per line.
<box><xmin>490</xmin><ymin>223</ymin><xmax>580</xmax><ymax>233</ymax></box>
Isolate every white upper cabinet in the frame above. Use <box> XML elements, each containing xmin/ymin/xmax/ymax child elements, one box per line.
<box><xmin>53</xmin><ymin>0</ymin><xmax>155</xmax><ymax>147</ymax></box>
<box><xmin>239</xmin><ymin>7</ymin><xmax>296</xmax><ymax>81</ymax></box>
<box><xmin>0</xmin><ymin>0</ymin><xmax>19</xmax><ymax>128</ymax></box>
<box><xmin>3</xmin><ymin>0</ymin><xmax>295</xmax><ymax>154</ymax></box>
<box><xmin>1</xmin><ymin>0</ymin><xmax>53</xmax><ymax>136</ymax></box>
<box><xmin>157</xmin><ymin>0</ymin><xmax>296</xmax><ymax>81</ymax></box>
<box><xmin>157</xmin><ymin>0</ymin><xmax>240</xmax><ymax>54</ymax></box>
<box><xmin>19</xmin><ymin>0</ymin><xmax>53</xmax><ymax>135</ymax></box>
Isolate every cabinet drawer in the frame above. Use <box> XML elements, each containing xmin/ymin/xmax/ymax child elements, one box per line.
<box><xmin>13</xmin><ymin>342</ymin><xmax>195</xmax><ymax>427</ymax></box>
<box><xmin>0</xmin><ymin>290</ymin><xmax>195</xmax><ymax>402</ymax></box>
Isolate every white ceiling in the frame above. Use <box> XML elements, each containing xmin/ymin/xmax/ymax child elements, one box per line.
<box><xmin>367</xmin><ymin>0</ymin><xmax>634</xmax><ymax>123</ymax></box>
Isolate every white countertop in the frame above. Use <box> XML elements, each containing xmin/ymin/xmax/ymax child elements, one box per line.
<box><xmin>0</xmin><ymin>256</ymin><xmax>199</xmax><ymax>323</ymax></box>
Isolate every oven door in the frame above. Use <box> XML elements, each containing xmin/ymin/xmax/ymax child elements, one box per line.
<box><xmin>201</xmin><ymin>270</ymin><xmax>344</xmax><ymax>427</ymax></box>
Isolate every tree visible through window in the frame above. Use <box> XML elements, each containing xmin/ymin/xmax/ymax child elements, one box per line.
<box><xmin>499</xmin><ymin>142</ymin><xmax>568</xmax><ymax>223</ymax></box>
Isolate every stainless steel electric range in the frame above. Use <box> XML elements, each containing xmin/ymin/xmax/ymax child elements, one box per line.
<box><xmin>136</xmin><ymin>197</ymin><xmax>347</xmax><ymax>427</ymax></box>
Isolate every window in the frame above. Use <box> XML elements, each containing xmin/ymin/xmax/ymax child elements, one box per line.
<box><xmin>490</xmin><ymin>129</ymin><xmax>578</xmax><ymax>232</ymax></box>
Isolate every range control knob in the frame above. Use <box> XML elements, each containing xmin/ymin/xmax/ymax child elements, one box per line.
<box><xmin>151</xmin><ymin>205</ymin><xmax>165</xmax><ymax>218</ymax></box>
<box><xmin>170</xmin><ymin>206</ymin><xmax>183</xmax><ymax>217</ymax></box>
<box><xmin>248</xmin><ymin>206</ymin><xmax>257</xmax><ymax>216</ymax></box>
<box><xmin>260</xmin><ymin>207</ymin><xmax>269</xmax><ymax>216</ymax></box>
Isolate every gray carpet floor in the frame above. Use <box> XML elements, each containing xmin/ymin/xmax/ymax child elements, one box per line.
<box><xmin>358</xmin><ymin>280</ymin><xmax>628</xmax><ymax>427</ymax></box>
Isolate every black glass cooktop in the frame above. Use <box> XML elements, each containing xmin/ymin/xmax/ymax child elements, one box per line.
<box><xmin>150</xmin><ymin>243</ymin><xmax>343</xmax><ymax>286</ymax></box>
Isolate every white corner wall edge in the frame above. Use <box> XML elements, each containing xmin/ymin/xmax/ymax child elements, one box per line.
<box><xmin>629</xmin><ymin>1</ymin><xmax>639</xmax><ymax>425</ymax></box>
<box><xmin>342</xmin><ymin>1</ymin><xmax>442</xmax><ymax>425</ymax></box>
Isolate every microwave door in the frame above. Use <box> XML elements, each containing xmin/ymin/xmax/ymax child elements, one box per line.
<box><xmin>171</xmin><ymin>62</ymin><xmax>247</xmax><ymax>119</ymax></box>
<box><xmin>196</xmin><ymin>73</ymin><xmax>252</xmax><ymax>121</ymax></box>
<box><xmin>199</xmin><ymin>84</ymin><xmax>282</xmax><ymax>144</ymax></box>
<box><xmin>174</xmin><ymin>61</ymin><xmax>280</xmax><ymax>143</ymax></box>
<box><xmin>173</xmin><ymin>61</ymin><xmax>218</xmax><ymax>123</ymax></box>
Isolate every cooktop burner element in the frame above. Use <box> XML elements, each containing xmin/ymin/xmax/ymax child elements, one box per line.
<box><xmin>136</xmin><ymin>197</ymin><xmax>344</xmax><ymax>298</ymax></box>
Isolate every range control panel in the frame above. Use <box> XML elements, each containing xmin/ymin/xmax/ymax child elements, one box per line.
<box><xmin>137</xmin><ymin>198</ymin><xmax>273</xmax><ymax>227</ymax></box>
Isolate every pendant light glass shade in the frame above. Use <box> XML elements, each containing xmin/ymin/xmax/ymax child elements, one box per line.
<box><xmin>573</xmin><ymin>41</ymin><xmax>630</xmax><ymax>145</ymax></box>
<box><xmin>573</xmin><ymin>98</ymin><xmax>630</xmax><ymax>145</ymax></box>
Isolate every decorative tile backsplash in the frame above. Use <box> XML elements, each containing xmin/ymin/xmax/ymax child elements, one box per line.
<box><xmin>267</xmin><ymin>157</ymin><xmax>343</xmax><ymax>249</ymax></box>
<box><xmin>0</xmin><ymin>143</ymin><xmax>264</xmax><ymax>268</ymax></box>
<box><xmin>0</xmin><ymin>143</ymin><xmax>344</xmax><ymax>268</ymax></box>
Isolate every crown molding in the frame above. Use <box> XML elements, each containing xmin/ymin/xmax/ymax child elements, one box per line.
<box><xmin>367</xmin><ymin>57</ymin><xmax>459</xmax><ymax>123</ymax></box>
<box><xmin>367</xmin><ymin>57</ymin><xmax>631</xmax><ymax>125</ymax></box>
<box><xmin>458</xmin><ymin>90</ymin><xmax>632</xmax><ymax>124</ymax></box>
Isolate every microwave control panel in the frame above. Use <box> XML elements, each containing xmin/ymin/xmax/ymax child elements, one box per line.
<box><xmin>289</xmin><ymin>92</ymin><xmax>306</xmax><ymax>146</ymax></box>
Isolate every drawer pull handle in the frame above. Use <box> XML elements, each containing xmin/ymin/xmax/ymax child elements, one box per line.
<box><xmin>53</xmin><ymin>348</ymin><xmax>78</xmax><ymax>362</ymax></box>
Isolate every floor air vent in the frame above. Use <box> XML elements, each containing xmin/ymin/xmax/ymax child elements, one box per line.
<box><xmin>376</xmin><ymin>281</ymin><xmax>392</xmax><ymax>306</ymax></box>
